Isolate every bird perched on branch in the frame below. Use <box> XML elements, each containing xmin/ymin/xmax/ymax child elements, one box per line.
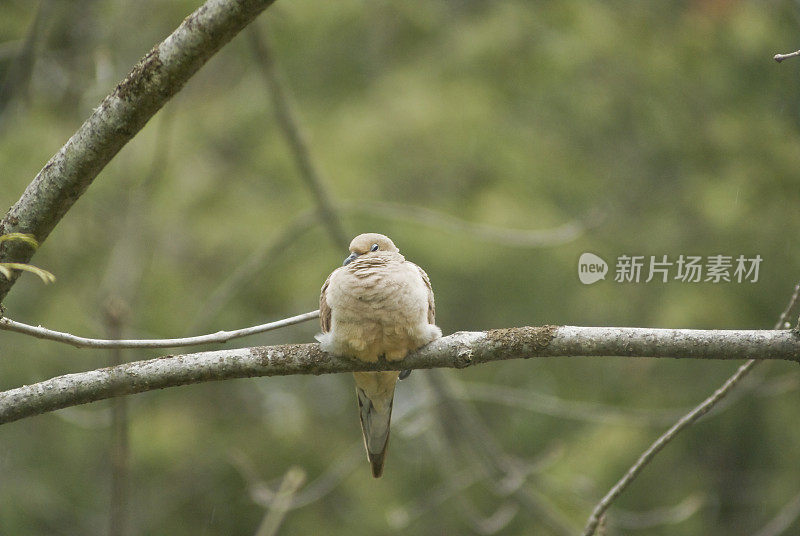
<box><xmin>317</xmin><ymin>233</ymin><xmax>441</xmax><ymax>477</ymax></box>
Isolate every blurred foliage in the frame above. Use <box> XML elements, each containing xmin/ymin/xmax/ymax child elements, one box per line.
<box><xmin>2</xmin><ymin>0</ymin><xmax>800</xmax><ymax>534</ymax></box>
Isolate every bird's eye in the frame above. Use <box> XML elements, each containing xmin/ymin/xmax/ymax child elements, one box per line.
<box><xmin>370</xmin><ymin>244</ymin><xmax>379</xmax><ymax>252</ymax></box>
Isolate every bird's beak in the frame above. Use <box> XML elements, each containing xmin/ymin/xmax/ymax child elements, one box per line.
<box><xmin>343</xmin><ymin>252</ymin><xmax>359</xmax><ymax>266</ymax></box>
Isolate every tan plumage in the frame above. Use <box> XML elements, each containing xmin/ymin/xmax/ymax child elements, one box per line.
<box><xmin>318</xmin><ymin>233</ymin><xmax>441</xmax><ymax>478</ymax></box>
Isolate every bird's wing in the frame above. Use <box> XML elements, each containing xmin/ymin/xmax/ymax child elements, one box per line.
<box><xmin>319</xmin><ymin>271</ymin><xmax>332</xmax><ymax>333</ymax></box>
<box><xmin>415</xmin><ymin>264</ymin><xmax>436</xmax><ymax>324</ymax></box>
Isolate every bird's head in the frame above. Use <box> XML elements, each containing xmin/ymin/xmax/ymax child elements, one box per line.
<box><xmin>343</xmin><ymin>233</ymin><xmax>399</xmax><ymax>265</ymax></box>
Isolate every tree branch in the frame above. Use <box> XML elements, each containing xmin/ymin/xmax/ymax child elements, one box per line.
<box><xmin>1</xmin><ymin>326</ymin><xmax>798</xmax><ymax>425</ymax></box>
<box><xmin>0</xmin><ymin>310</ymin><xmax>319</xmax><ymax>349</ymax></box>
<box><xmin>187</xmin><ymin>210</ymin><xmax>320</xmax><ymax>332</ymax></box>
<box><xmin>0</xmin><ymin>0</ymin><xmax>277</xmax><ymax>303</ymax></box>
<box><xmin>248</xmin><ymin>24</ymin><xmax>349</xmax><ymax>247</ymax></box>
<box><xmin>253</xmin><ymin>466</ymin><xmax>306</xmax><ymax>536</ymax></box>
<box><xmin>337</xmin><ymin>200</ymin><xmax>598</xmax><ymax>248</ymax></box>
<box><xmin>774</xmin><ymin>49</ymin><xmax>800</xmax><ymax>63</ymax></box>
<box><xmin>580</xmin><ymin>359</ymin><xmax>756</xmax><ymax>535</ymax></box>
<box><xmin>581</xmin><ymin>281</ymin><xmax>800</xmax><ymax>535</ymax></box>
<box><xmin>752</xmin><ymin>489</ymin><xmax>800</xmax><ymax>536</ymax></box>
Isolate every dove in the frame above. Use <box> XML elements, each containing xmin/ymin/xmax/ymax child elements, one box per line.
<box><xmin>317</xmin><ymin>233</ymin><xmax>441</xmax><ymax>477</ymax></box>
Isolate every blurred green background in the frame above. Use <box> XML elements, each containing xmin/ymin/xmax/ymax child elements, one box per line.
<box><xmin>2</xmin><ymin>0</ymin><xmax>800</xmax><ymax>534</ymax></box>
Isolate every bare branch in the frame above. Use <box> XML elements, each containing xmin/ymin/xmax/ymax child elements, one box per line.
<box><xmin>456</xmin><ymin>381</ymin><xmax>689</xmax><ymax>426</ymax></box>
<box><xmin>188</xmin><ymin>197</ymin><xmax>590</xmax><ymax>333</ymax></box>
<box><xmin>387</xmin><ymin>442</ymin><xmax>563</xmax><ymax>531</ymax></box>
<box><xmin>187</xmin><ymin>210</ymin><xmax>319</xmax><ymax>332</ymax></box>
<box><xmin>778</xmin><ymin>282</ymin><xmax>800</xmax><ymax>330</ymax></box>
<box><xmin>253</xmin><ymin>466</ymin><xmax>306</xmax><ymax>536</ymax></box>
<box><xmin>774</xmin><ymin>50</ymin><xmax>800</xmax><ymax>63</ymax></box>
<box><xmin>581</xmin><ymin>282</ymin><xmax>800</xmax><ymax>536</ymax></box>
<box><xmin>248</xmin><ymin>23</ymin><xmax>348</xmax><ymax>248</ymax></box>
<box><xmin>281</xmin><ymin>444</ymin><xmax>362</xmax><ymax>510</ymax></box>
<box><xmin>0</xmin><ymin>0</ymin><xmax>278</xmax><ymax>303</ymax></box>
<box><xmin>1</xmin><ymin>325</ymin><xmax>797</xmax><ymax>426</ymax></box>
<box><xmin>582</xmin><ymin>370</ymin><xmax>754</xmax><ymax>536</ymax></box>
<box><xmin>0</xmin><ymin>310</ymin><xmax>320</xmax><ymax>349</ymax></box>
<box><xmin>0</xmin><ymin>1</ymin><xmax>48</xmax><ymax>120</ymax></box>
<box><xmin>104</xmin><ymin>300</ymin><xmax>129</xmax><ymax>536</ymax></box>
<box><xmin>752</xmin><ymin>489</ymin><xmax>800</xmax><ymax>536</ymax></box>
<box><xmin>427</xmin><ymin>369</ymin><xmax>577</xmax><ymax>535</ymax></box>
<box><xmin>338</xmin><ymin>200</ymin><xmax>596</xmax><ymax>248</ymax></box>
<box><xmin>610</xmin><ymin>493</ymin><xmax>706</xmax><ymax>529</ymax></box>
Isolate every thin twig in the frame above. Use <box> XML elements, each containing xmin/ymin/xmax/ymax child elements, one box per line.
<box><xmin>105</xmin><ymin>299</ymin><xmax>129</xmax><ymax>536</ymax></box>
<box><xmin>187</xmin><ymin>209</ymin><xmax>319</xmax><ymax>332</ymax></box>
<box><xmin>387</xmin><ymin>463</ymin><xmax>487</xmax><ymax>530</ymax></box>
<box><xmin>427</xmin><ymin>370</ymin><xmax>579</xmax><ymax>536</ymax></box>
<box><xmin>100</xmin><ymin>111</ymin><xmax>173</xmax><ymax>534</ymax></box>
<box><xmin>185</xmin><ymin>23</ymin><xmax>345</xmax><ymax>333</ymax></box>
<box><xmin>774</xmin><ymin>50</ymin><xmax>800</xmax><ymax>63</ymax></box>
<box><xmin>188</xmin><ymin>196</ymin><xmax>589</xmax><ymax>333</ymax></box>
<box><xmin>248</xmin><ymin>23</ymin><xmax>348</xmax><ymax>248</ymax></box>
<box><xmin>253</xmin><ymin>466</ymin><xmax>306</xmax><ymax>536</ymax></box>
<box><xmin>777</xmin><ymin>282</ymin><xmax>800</xmax><ymax>330</ymax></box>
<box><xmin>388</xmin><ymin>440</ymin><xmax>562</xmax><ymax>531</ymax></box>
<box><xmin>582</xmin><ymin>281</ymin><xmax>800</xmax><ymax>536</ymax></box>
<box><xmin>581</xmin><ymin>360</ymin><xmax>757</xmax><ymax>535</ymax></box>
<box><xmin>609</xmin><ymin>493</ymin><xmax>706</xmax><ymax>529</ymax></box>
<box><xmin>0</xmin><ymin>310</ymin><xmax>319</xmax><ymax>349</ymax></box>
<box><xmin>456</xmin><ymin>381</ymin><xmax>688</xmax><ymax>426</ymax></box>
<box><xmin>752</xmin><ymin>489</ymin><xmax>800</xmax><ymax>536</ymax></box>
<box><xmin>0</xmin><ymin>0</ymin><xmax>278</xmax><ymax>304</ymax></box>
<box><xmin>98</xmin><ymin>106</ymin><xmax>175</xmax><ymax>303</ymax></box>
<box><xmin>190</xmin><ymin>24</ymin><xmax>347</xmax><ymax>330</ymax></box>
<box><xmin>0</xmin><ymin>0</ymin><xmax>48</xmax><ymax>120</ymax></box>
<box><xmin>284</xmin><ymin>444</ymin><xmax>362</xmax><ymax>510</ymax></box>
<box><xmin>339</xmin><ymin>200</ymin><xmax>598</xmax><ymax>248</ymax></box>
<box><xmin>230</xmin><ymin>444</ymin><xmax>363</xmax><ymax>512</ymax></box>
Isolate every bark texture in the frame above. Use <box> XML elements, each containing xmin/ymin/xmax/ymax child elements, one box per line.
<box><xmin>1</xmin><ymin>326</ymin><xmax>797</xmax><ymax>425</ymax></box>
<box><xmin>0</xmin><ymin>0</ymin><xmax>276</xmax><ymax>302</ymax></box>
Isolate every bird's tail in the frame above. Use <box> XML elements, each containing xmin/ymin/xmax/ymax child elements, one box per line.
<box><xmin>353</xmin><ymin>371</ymin><xmax>398</xmax><ymax>478</ymax></box>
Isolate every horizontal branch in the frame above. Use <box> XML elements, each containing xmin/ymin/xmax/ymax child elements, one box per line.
<box><xmin>774</xmin><ymin>49</ymin><xmax>800</xmax><ymax>63</ymax></box>
<box><xmin>0</xmin><ymin>310</ymin><xmax>319</xmax><ymax>349</ymax></box>
<box><xmin>1</xmin><ymin>326</ymin><xmax>798</xmax><ymax>425</ymax></box>
<box><xmin>0</xmin><ymin>0</ymin><xmax>276</xmax><ymax>302</ymax></box>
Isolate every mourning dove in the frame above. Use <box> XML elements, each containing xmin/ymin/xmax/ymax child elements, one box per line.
<box><xmin>317</xmin><ymin>233</ymin><xmax>441</xmax><ymax>478</ymax></box>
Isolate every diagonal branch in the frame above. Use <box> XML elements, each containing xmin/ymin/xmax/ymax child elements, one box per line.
<box><xmin>248</xmin><ymin>24</ymin><xmax>348</xmax><ymax>247</ymax></box>
<box><xmin>581</xmin><ymin>281</ymin><xmax>800</xmax><ymax>535</ymax></box>
<box><xmin>580</xmin><ymin>359</ymin><xmax>756</xmax><ymax>536</ymax></box>
<box><xmin>187</xmin><ymin>210</ymin><xmax>320</xmax><ymax>332</ymax></box>
<box><xmin>752</xmin><ymin>489</ymin><xmax>800</xmax><ymax>536</ymax></box>
<box><xmin>1</xmin><ymin>326</ymin><xmax>798</xmax><ymax>425</ymax></box>
<box><xmin>0</xmin><ymin>0</ymin><xmax>277</xmax><ymax>303</ymax></box>
<box><xmin>253</xmin><ymin>466</ymin><xmax>306</xmax><ymax>536</ymax></box>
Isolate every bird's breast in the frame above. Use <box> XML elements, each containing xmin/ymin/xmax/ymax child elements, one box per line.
<box><xmin>331</xmin><ymin>260</ymin><xmax>424</xmax><ymax>317</ymax></box>
<box><xmin>322</xmin><ymin>258</ymin><xmax>437</xmax><ymax>361</ymax></box>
